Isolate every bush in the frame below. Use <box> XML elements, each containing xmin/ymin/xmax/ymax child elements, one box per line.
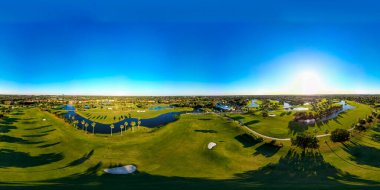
<box><xmin>330</xmin><ymin>128</ymin><xmax>350</xmax><ymax>142</ymax></box>
<box><xmin>355</xmin><ymin>123</ymin><xmax>367</xmax><ymax>131</ymax></box>
<box><xmin>291</xmin><ymin>133</ymin><xmax>319</xmax><ymax>150</ymax></box>
<box><xmin>359</xmin><ymin>119</ymin><xmax>367</xmax><ymax>125</ymax></box>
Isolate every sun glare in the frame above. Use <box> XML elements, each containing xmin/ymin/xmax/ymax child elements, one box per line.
<box><xmin>291</xmin><ymin>70</ymin><xmax>326</xmax><ymax>94</ymax></box>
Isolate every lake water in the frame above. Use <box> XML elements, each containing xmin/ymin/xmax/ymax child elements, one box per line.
<box><xmin>64</xmin><ymin>105</ymin><xmax>183</xmax><ymax>134</ymax></box>
<box><xmin>149</xmin><ymin>105</ymin><xmax>175</xmax><ymax>111</ymax></box>
<box><xmin>248</xmin><ymin>99</ymin><xmax>259</xmax><ymax>108</ymax></box>
<box><xmin>298</xmin><ymin>100</ymin><xmax>355</xmax><ymax>124</ymax></box>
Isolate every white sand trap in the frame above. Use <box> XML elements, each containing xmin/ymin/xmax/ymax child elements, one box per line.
<box><xmin>208</xmin><ymin>142</ymin><xmax>216</xmax><ymax>149</ymax></box>
<box><xmin>104</xmin><ymin>165</ymin><xmax>137</xmax><ymax>174</ymax></box>
<box><xmin>42</xmin><ymin>118</ymin><xmax>46</xmax><ymax>121</ymax></box>
<box><xmin>269</xmin><ymin>114</ymin><xmax>276</xmax><ymax>117</ymax></box>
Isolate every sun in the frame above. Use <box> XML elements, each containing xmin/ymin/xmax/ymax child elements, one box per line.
<box><xmin>291</xmin><ymin>70</ymin><xmax>326</xmax><ymax>94</ymax></box>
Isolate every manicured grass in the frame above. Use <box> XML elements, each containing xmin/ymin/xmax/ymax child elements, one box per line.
<box><xmin>75</xmin><ymin>107</ymin><xmax>193</xmax><ymax>124</ymax></box>
<box><xmin>229</xmin><ymin>101</ymin><xmax>373</xmax><ymax>138</ymax></box>
<box><xmin>0</xmin><ymin>107</ymin><xmax>379</xmax><ymax>189</ymax></box>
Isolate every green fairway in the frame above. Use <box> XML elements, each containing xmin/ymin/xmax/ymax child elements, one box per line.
<box><xmin>229</xmin><ymin>101</ymin><xmax>373</xmax><ymax>138</ymax></box>
<box><xmin>0</xmin><ymin>107</ymin><xmax>380</xmax><ymax>189</ymax></box>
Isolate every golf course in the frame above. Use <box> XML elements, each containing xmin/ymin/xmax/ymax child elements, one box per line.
<box><xmin>1</xmin><ymin>101</ymin><xmax>380</xmax><ymax>190</ymax></box>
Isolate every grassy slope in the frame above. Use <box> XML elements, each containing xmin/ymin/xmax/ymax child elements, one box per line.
<box><xmin>75</xmin><ymin>107</ymin><xmax>193</xmax><ymax>124</ymax></box>
<box><xmin>0</xmin><ymin>108</ymin><xmax>379</xmax><ymax>190</ymax></box>
<box><xmin>229</xmin><ymin>101</ymin><xmax>373</xmax><ymax>138</ymax></box>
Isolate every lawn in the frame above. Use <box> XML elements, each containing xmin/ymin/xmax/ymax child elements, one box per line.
<box><xmin>0</xmin><ymin>107</ymin><xmax>379</xmax><ymax>189</ymax></box>
<box><xmin>229</xmin><ymin>101</ymin><xmax>373</xmax><ymax>138</ymax></box>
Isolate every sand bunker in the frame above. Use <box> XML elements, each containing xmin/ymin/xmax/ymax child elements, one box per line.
<box><xmin>104</xmin><ymin>165</ymin><xmax>137</xmax><ymax>174</ymax></box>
<box><xmin>208</xmin><ymin>142</ymin><xmax>216</xmax><ymax>149</ymax></box>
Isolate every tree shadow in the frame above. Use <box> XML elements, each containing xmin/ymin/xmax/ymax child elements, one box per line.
<box><xmin>244</xmin><ymin>120</ymin><xmax>260</xmax><ymax>126</ymax></box>
<box><xmin>62</xmin><ymin>150</ymin><xmax>94</xmax><ymax>168</ymax></box>
<box><xmin>0</xmin><ymin>135</ymin><xmax>44</xmax><ymax>144</ymax></box>
<box><xmin>229</xmin><ymin>115</ymin><xmax>245</xmax><ymax>120</ymax></box>
<box><xmin>235</xmin><ymin>149</ymin><xmax>379</xmax><ymax>187</ymax></box>
<box><xmin>23</xmin><ymin>133</ymin><xmax>49</xmax><ymax>138</ymax></box>
<box><xmin>234</xmin><ymin>134</ymin><xmax>262</xmax><ymax>148</ymax></box>
<box><xmin>12</xmin><ymin>151</ymin><xmax>379</xmax><ymax>190</ymax></box>
<box><xmin>21</xmin><ymin>121</ymin><xmax>38</xmax><ymax>125</ymax></box>
<box><xmin>198</xmin><ymin>118</ymin><xmax>211</xmax><ymax>121</ymax></box>
<box><xmin>342</xmin><ymin>142</ymin><xmax>380</xmax><ymax>168</ymax></box>
<box><xmin>372</xmin><ymin>134</ymin><xmax>380</xmax><ymax>143</ymax></box>
<box><xmin>288</xmin><ymin>121</ymin><xmax>309</xmax><ymax>135</ymax></box>
<box><xmin>0</xmin><ymin>117</ymin><xmax>19</xmax><ymax>125</ymax></box>
<box><xmin>0</xmin><ymin>149</ymin><xmax>64</xmax><ymax>168</ymax></box>
<box><xmin>10</xmin><ymin>112</ymin><xmax>24</xmax><ymax>116</ymax></box>
<box><xmin>0</xmin><ymin>124</ymin><xmax>16</xmax><ymax>133</ymax></box>
<box><xmin>24</xmin><ymin>125</ymin><xmax>52</xmax><ymax>131</ymax></box>
<box><xmin>40</xmin><ymin>129</ymin><xmax>56</xmax><ymax>133</ymax></box>
<box><xmin>38</xmin><ymin>142</ymin><xmax>61</xmax><ymax>148</ymax></box>
<box><xmin>253</xmin><ymin>143</ymin><xmax>281</xmax><ymax>157</ymax></box>
<box><xmin>194</xmin><ymin>130</ymin><xmax>217</xmax><ymax>133</ymax></box>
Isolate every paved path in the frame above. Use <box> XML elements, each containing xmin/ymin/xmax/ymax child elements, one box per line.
<box><xmin>239</xmin><ymin>123</ymin><xmax>355</xmax><ymax>141</ymax></box>
<box><xmin>240</xmin><ymin>124</ymin><xmax>356</xmax><ymax>141</ymax></box>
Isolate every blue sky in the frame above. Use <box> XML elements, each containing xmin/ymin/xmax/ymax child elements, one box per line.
<box><xmin>1</xmin><ymin>1</ymin><xmax>380</xmax><ymax>95</ymax></box>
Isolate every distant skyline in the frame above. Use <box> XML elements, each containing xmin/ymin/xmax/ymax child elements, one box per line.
<box><xmin>1</xmin><ymin>1</ymin><xmax>380</xmax><ymax>95</ymax></box>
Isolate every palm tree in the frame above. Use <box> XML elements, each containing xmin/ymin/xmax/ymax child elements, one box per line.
<box><xmin>120</xmin><ymin>125</ymin><xmax>124</xmax><ymax>135</ymax></box>
<box><xmin>81</xmin><ymin>120</ymin><xmax>85</xmax><ymax>130</ymax></box>
<box><xmin>85</xmin><ymin>123</ymin><xmax>89</xmax><ymax>134</ymax></box>
<box><xmin>71</xmin><ymin>115</ymin><xmax>75</xmax><ymax>121</ymax></box>
<box><xmin>73</xmin><ymin>120</ymin><xmax>79</xmax><ymax>128</ymax></box>
<box><xmin>124</xmin><ymin>121</ymin><xmax>128</xmax><ymax>132</ymax></box>
<box><xmin>137</xmin><ymin>118</ymin><xmax>141</xmax><ymax>129</ymax></box>
<box><xmin>131</xmin><ymin>121</ymin><xmax>136</xmax><ymax>132</ymax></box>
<box><xmin>110</xmin><ymin>124</ymin><xmax>114</xmax><ymax>136</ymax></box>
<box><xmin>91</xmin><ymin>122</ymin><xmax>96</xmax><ymax>134</ymax></box>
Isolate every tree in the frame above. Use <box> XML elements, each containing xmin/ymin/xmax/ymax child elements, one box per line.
<box><xmin>73</xmin><ymin>120</ymin><xmax>79</xmax><ymax>128</ymax></box>
<box><xmin>120</xmin><ymin>125</ymin><xmax>124</xmax><ymax>135</ymax></box>
<box><xmin>84</xmin><ymin>123</ymin><xmax>89</xmax><ymax>134</ymax></box>
<box><xmin>137</xmin><ymin>118</ymin><xmax>141</xmax><ymax>128</ymax></box>
<box><xmin>262</xmin><ymin>110</ymin><xmax>269</xmax><ymax>117</ymax></box>
<box><xmin>330</xmin><ymin>128</ymin><xmax>350</xmax><ymax>142</ymax></box>
<box><xmin>81</xmin><ymin>120</ymin><xmax>85</xmax><ymax>130</ymax></box>
<box><xmin>355</xmin><ymin>123</ymin><xmax>367</xmax><ymax>131</ymax></box>
<box><xmin>291</xmin><ymin>133</ymin><xmax>319</xmax><ymax>150</ymax></box>
<box><xmin>124</xmin><ymin>121</ymin><xmax>128</xmax><ymax>132</ymax></box>
<box><xmin>110</xmin><ymin>124</ymin><xmax>114</xmax><ymax>136</ymax></box>
<box><xmin>131</xmin><ymin>121</ymin><xmax>136</xmax><ymax>131</ymax></box>
<box><xmin>91</xmin><ymin>122</ymin><xmax>96</xmax><ymax>134</ymax></box>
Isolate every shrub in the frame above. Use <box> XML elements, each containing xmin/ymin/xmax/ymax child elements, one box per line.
<box><xmin>330</xmin><ymin>128</ymin><xmax>350</xmax><ymax>142</ymax></box>
<box><xmin>355</xmin><ymin>123</ymin><xmax>367</xmax><ymax>131</ymax></box>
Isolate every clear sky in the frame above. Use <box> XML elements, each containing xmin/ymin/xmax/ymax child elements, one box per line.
<box><xmin>1</xmin><ymin>0</ymin><xmax>380</xmax><ymax>95</ymax></box>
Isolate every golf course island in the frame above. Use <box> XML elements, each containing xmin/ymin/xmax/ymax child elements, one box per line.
<box><xmin>1</xmin><ymin>95</ymin><xmax>380</xmax><ymax>190</ymax></box>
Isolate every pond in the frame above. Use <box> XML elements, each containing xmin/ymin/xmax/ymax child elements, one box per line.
<box><xmin>64</xmin><ymin>105</ymin><xmax>184</xmax><ymax>134</ymax></box>
<box><xmin>298</xmin><ymin>100</ymin><xmax>355</xmax><ymax>124</ymax></box>
<box><xmin>148</xmin><ymin>105</ymin><xmax>175</xmax><ymax>111</ymax></box>
<box><xmin>248</xmin><ymin>99</ymin><xmax>259</xmax><ymax>108</ymax></box>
